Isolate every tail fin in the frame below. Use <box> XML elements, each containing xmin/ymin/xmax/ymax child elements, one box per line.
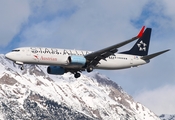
<box><xmin>122</xmin><ymin>28</ymin><xmax>152</xmax><ymax>56</ymax></box>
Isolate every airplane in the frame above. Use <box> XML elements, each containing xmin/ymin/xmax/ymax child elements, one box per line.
<box><xmin>5</xmin><ymin>26</ymin><xmax>170</xmax><ymax>78</ymax></box>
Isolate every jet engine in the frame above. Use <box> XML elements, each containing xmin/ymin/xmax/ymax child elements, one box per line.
<box><xmin>47</xmin><ymin>66</ymin><xmax>65</xmax><ymax>75</ymax></box>
<box><xmin>68</xmin><ymin>55</ymin><xmax>86</xmax><ymax>66</ymax></box>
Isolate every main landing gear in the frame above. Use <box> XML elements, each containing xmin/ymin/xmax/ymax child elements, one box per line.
<box><xmin>74</xmin><ymin>72</ymin><xmax>81</xmax><ymax>78</ymax></box>
<box><xmin>87</xmin><ymin>66</ymin><xmax>93</xmax><ymax>73</ymax></box>
<box><xmin>74</xmin><ymin>66</ymin><xmax>94</xmax><ymax>78</ymax></box>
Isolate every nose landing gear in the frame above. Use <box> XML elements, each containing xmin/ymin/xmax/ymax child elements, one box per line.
<box><xmin>20</xmin><ymin>65</ymin><xmax>24</xmax><ymax>70</ymax></box>
<box><xmin>14</xmin><ymin>61</ymin><xmax>24</xmax><ymax>70</ymax></box>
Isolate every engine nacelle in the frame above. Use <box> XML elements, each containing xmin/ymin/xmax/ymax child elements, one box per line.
<box><xmin>47</xmin><ymin>66</ymin><xmax>65</xmax><ymax>75</ymax></box>
<box><xmin>68</xmin><ymin>55</ymin><xmax>86</xmax><ymax>66</ymax></box>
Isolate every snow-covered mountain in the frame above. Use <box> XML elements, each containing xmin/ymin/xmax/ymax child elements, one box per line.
<box><xmin>0</xmin><ymin>54</ymin><xmax>160</xmax><ymax>120</ymax></box>
<box><xmin>159</xmin><ymin>114</ymin><xmax>175</xmax><ymax>120</ymax></box>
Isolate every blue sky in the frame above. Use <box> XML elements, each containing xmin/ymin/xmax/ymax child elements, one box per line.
<box><xmin>0</xmin><ymin>0</ymin><xmax>175</xmax><ymax>115</ymax></box>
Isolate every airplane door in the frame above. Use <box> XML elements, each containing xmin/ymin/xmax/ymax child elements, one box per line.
<box><xmin>33</xmin><ymin>53</ymin><xmax>39</xmax><ymax>62</ymax></box>
<box><xmin>130</xmin><ymin>57</ymin><xmax>133</xmax><ymax>65</ymax></box>
<box><xmin>26</xmin><ymin>48</ymin><xmax>39</xmax><ymax>62</ymax></box>
<box><xmin>26</xmin><ymin>49</ymin><xmax>31</xmax><ymax>56</ymax></box>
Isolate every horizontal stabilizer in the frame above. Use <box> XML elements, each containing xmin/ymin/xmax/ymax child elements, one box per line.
<box><xmin>141</xmin><ymin>49</ymin><xmax>170</xmax><ymax>60</ymax></box>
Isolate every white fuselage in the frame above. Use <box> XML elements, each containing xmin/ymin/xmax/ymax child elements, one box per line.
<box><xmin>5</xmin><ymin>47</ymin><xmax>149</xmax><ymax>70</ymax></box>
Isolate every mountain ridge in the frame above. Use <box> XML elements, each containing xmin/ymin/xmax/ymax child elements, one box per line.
<box><xmin>0</xmin><ymin>54</ymin><xmax>160</xmax><ymax>120</ymax></box>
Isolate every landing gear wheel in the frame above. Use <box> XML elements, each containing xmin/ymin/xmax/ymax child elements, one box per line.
<box><xmin>87</xmin><ymin>67</ymin><xmax>93</xmax><ymax>73</ymax></box>
<box><xmin>20</xmin><ymin>65</ymin><xmax>24</xmax><ymax>70</ymax></box>
<box><xmin>74</xmin><ymin>73</ymin><xmax>81</xmax><ymax>78</ymax></box>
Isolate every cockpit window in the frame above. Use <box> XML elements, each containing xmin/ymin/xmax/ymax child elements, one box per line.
<box><xmin>12</xmin><ymin>49</ymin><xmax>20</xmax><ymax>52</ymax></box>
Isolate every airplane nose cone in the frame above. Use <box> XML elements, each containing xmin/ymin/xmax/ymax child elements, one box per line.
<box><xmin>5</xmin><ymin>52</ymin><xmax>12</xmax><ymax>60</ymax></box>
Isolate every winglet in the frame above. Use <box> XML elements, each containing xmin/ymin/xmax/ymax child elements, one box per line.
<box><xmin>137</xmin><ymin>26</ymin><xmax>145</xmax><ymax>38</ymax></box>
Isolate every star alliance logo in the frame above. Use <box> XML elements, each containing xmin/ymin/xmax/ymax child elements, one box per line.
<box><xmin>137</xmin><ymin>41</ymin><xmax>147</xmax><ymax>51</ymax></box>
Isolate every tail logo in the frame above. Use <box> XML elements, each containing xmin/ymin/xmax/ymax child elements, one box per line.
<box><xmin>137</xmin><ymin>40</ymin><xmax>147</xmax><ymax>51</ymax></box>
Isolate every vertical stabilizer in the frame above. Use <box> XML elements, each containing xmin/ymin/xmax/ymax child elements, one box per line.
<box><xmin>122</xmin><ymin>28</ymin><xmax>152</xmax><ymax>56</ymax></box>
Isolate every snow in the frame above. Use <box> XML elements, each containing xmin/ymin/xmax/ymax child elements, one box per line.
<box><xmin>0</xmin><ymin>54</ymin><xmax>161</xmax><ymax>120</ymax></box>
<box><xmin>160</xmin><ymin>114</ymin><xmax>175</xmax><ymax>120</ymax></box>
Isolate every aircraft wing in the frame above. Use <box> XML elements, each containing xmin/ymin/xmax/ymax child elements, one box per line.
<box><xmin>85</xmin><ymin>26</ymin><xmax>145</xmax><ymax>67</ymax></box>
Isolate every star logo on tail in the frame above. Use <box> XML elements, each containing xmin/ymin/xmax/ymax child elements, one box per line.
<box><xmin>137</xmin><ymin>40</ymin><xmax>147</xmax><ymax>51</ymax></box>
